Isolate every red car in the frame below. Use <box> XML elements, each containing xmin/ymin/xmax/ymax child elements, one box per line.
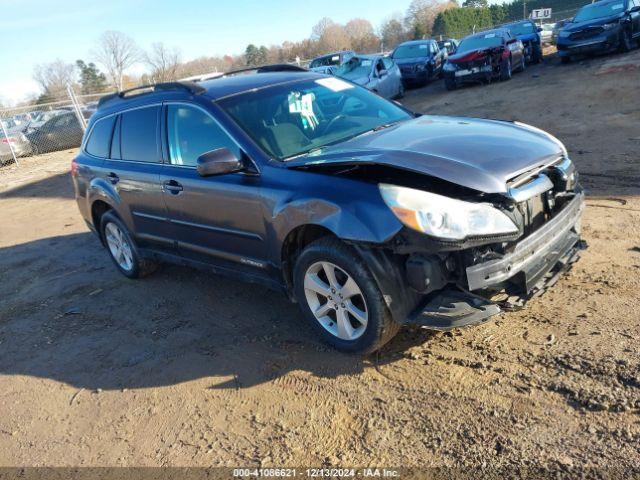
<box><xmin>443</xmin><ymin>28</ymin><xmax>526</xmax><ymax>90</ymax></box>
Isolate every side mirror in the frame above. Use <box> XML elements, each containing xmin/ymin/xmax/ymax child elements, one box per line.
<box><xmin>197</xmin><ymin>148</ymin><xmax>243</xmax><ymax>177</ymax></box>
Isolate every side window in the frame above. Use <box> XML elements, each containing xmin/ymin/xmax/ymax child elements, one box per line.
<box><xmin>167</xmin><ymin>105</ymin><xmax>239</xmax><ymax>167</ymax></box>
<box><xmin>120</xmin><ymin>106</ymin><xmax>160</xmax><ymax>163</ymax></box>
<box><xmin>382</xmin><ymin>57</ymin><xmax>394</xmax><ymax>70</ymax></box>
<box><xmin>85</xmin><ymin>116</ymin><xmax>116</xmax><ymax>158</ymax></box>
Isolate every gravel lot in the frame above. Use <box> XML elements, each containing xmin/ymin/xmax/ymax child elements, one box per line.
<box><xmin>0</xmin><ymin>51</ymin><xmax>639</xmax><ymax>471</ymax></box>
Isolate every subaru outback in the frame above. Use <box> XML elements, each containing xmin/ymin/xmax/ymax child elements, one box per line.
<box><xmin>72</xmin><ymin>65</ymin><xmax>585</xmax><ymax>353</ymax></box>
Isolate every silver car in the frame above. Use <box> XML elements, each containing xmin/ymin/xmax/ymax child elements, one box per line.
<box><xmin>1</xmin><ymin>119</ymin><xmax>32</xmax><ymax>163</ymax></box>
<box><xmin>335</xmin><ymin>55</ymin><xmax>404</xmax><ymax>99</ymax></box>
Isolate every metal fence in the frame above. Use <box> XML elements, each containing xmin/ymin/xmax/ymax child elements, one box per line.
<box><xmin>0</xmin><ymin>89</ymin><xmax>104</xmax><ymax>167</ymax></box>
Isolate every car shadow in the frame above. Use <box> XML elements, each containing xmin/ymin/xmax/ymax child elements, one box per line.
<box><xmin>0</xmin><ymin>171</ymin><xmax>74</xmax><ymax>200</ymax></box>
<box><xmin>0</xmin><ymin>232</ymin><xmax>438</xmax><ymax>392</ymax></box>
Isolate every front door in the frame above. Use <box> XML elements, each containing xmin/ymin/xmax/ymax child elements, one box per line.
<box><xmin>159</xmin><ymin>103</ymin><xmax>268</xmax><ymax>274</ymax></box>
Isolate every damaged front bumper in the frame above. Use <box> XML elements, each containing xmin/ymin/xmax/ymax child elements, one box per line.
<box><xmin>406</xmin><ymin>192</ymin><xmax>585</xmax><ymax>330</ymax></box>
<box><xmin>466</xmin><ymin>191</ymin><xmax>584</xmax><ymax>292</ymax></box>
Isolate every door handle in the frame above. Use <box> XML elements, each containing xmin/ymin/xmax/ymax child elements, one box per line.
<box><xmin>163</xmin><ymin>180</ymin><xmax>183</xmax><ymax>195</ymax></box>
<box><xmin>107</xmin><ymin>172</ymin><xmax>119</xmax><ymax>184</ymax></box>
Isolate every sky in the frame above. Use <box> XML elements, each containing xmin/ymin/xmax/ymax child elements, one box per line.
<box><xmin>0</xmin><ymin>0</ymin><xmax>507</xmax><ymax>104</ymax></box>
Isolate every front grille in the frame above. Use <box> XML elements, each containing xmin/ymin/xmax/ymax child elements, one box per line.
<box><xmin>401</xmin><ymin>66</ymin><xmax>414</xmax><ymax>74</ymax></box>
<box><xmin>570</xmin><ymin>27</ymin><xmax>603</xmax><ymax>40</ymax></box>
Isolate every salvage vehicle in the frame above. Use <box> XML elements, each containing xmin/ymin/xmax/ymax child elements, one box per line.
<box><xmin>391</xmin><ymin>40</ymin><xmax>446</xmax><ymax>87</ymax></box>
<box><xmin>443</xmin><ymin>29</ymin><xmax>526</xmax><ymax>91</ymax></box>
<box><xmin>501</xmin><ymin>20</ymin><xmax>543</xmax><ymax>63</ymax></box>
<box><xmin>25</xmin><ymin>111</ymin><xmax>84</xmax><ymax>154</ymax></box>
<box><xmin>72</xmin><ymin>67</ymin><xmax>585</xmax><ymax>353</ymax></box>
<box><xmin>335</xmin><ymin>55</ymin><xmax>403</xmax><ymax>98</ymax></box>
<box><xmin>557</xmin><ymin>0</ymin><xmax>640</xmax><ymax>63</ymax></box>
<box><xmin>308</xmin><ymin>51</ymin><xmax>355</xmax><ymax>72</ymax></box>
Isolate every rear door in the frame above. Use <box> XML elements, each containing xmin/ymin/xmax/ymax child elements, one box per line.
<box><xmin>159</xmin><ymin>102</ymin><xmax>267</xmax><ymax>273</ymax></box>
<box><xmin>101</xmin><ymin>105</ymin><xmax>171</xmax><ymax>249</ymax></box>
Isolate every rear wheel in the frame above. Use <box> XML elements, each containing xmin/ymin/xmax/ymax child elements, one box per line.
<box><xmin>293</xmin><ymin>237</ymin><xmax>399</xmax><ymax>354</ymax></box>
<box><xmin>100</xmin><ymin>211</ymin><xmax>157</xmax><ymax>279</ymax></box>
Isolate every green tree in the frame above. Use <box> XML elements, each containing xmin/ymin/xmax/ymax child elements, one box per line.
<box><xmin>76</xmin><ymin>60</ymin><xmax>108</xmax><ymax>94</ymax></box>
<box><xmin>245</xmin><ymin>44</ymin><xmax>260</xmax><ymax>66</ymax></box>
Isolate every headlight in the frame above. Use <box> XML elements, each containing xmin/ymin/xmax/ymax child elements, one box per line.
<box><xmin>416</xmin><ymin>64</ymin><xmax>426</xmax><ymax>72</ymax></box>
<box><xmin>601</xmin><ymin>22</ymin><xmax>618</xmax><ymax>30</ymax></box>
<box><xmin>379</xmin><ymin>184</ymin><xmax>518</xmax><ymax>241</ymax></box>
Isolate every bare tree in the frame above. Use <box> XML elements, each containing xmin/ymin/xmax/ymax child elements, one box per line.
<box><xmin>145</xmin><ymin>42</ymin><xmax>181</xmax><ymax>83</ymax></box>
<box><xmin>32</xmin><ymin>59</ymin><xmax>76</xmax><ymax>101</ymax></box>
<box><xmin>93</xmin><ymin>31</ymin><xmax>140</xmax><ymax>91</ymax></box>
<box><xmin>345</xmin><ymin>18</ymin><xmax>379</xmax><ymax>52</ymax></box>
<box><xmin>311</xmin><ymin>17</ymin><xmax>336</xmax><ymax>40</ymax></box>
<box><xmin>379</xmin><ymin>14</ymin><xmax>409</xmax><ymax>50</ymax></box>
<box><xmin>318</xmin><ymin>24</ymin><xmax>351</xmax><ymax>53</ymax></box>
<box><xmin>405</xmin><ymin>0</ymin><xmax>456</xmax><ymax>38</ymax></box>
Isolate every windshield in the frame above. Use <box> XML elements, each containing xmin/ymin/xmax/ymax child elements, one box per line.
<box><xmin>309</xmin><ymin>54</ymin><xmax>341</xmax><ymax>68</ymax></box>
<box><xmin>506</xmin><ymin>22</ymin><xmax>536</xmax><ymax>35</ymax></box>
<box><xmin>218</xmin><ymin>77</ymin><xmax>411</xmax><ymax>160</ymax></box>
<box><xmin>393</xmin><ymin>44</ymin><xmax>430</xmax><ymax>59</ymax></box>
<box><xmin>336</xmin><ymin>58</ymin><xmax>373</xmax><ymax>79</ymax></box>
<box><xmin>574</xmin><ymin>2</ymin><xmax>626</xmax><ymax>21</ymax></box>
<box><xmin>457</xmin><ymin>33</ymin><xmax>503</xmax><ymax>53</ymax></box>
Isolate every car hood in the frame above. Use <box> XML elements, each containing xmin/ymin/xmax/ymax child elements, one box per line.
<box><xmin>394</xmin><ymin>57</ymin><xmax>430</xmax><ymax>66</ymax></box>
<box><xmin>286</xmin><ymin>115</ymin><xmax>565</xmax><ymax>194</ymax></box>
<box><xmin>515</xmin><ymin>32</ymin><xmax>538</xmax><ymax>42</ymax></box>
<box><xmin>339</xmin><ymin>74</ymin><xmax>370</xmax><ymax>85</ymax></box>
<box><xmin>563</xmin><ymin>14</ymin><xmax>623</xmax><ymax>32</ymax></box>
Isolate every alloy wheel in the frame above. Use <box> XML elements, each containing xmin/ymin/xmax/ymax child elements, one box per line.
<box><xmin>105</xmin><ymin>222</ymin><xmax>134</xmax><ymax>272</ymax></box>
<box><xmin>303</xmin><ymin>261</ymin><xmax>368</xmax><ymax>341</ymax></box>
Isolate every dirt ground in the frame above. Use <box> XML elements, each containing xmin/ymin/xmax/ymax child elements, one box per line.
<box><xmin>1</xmin><ymin>51</ymin><xmax>639</xmax><ymax>472</ymax></box>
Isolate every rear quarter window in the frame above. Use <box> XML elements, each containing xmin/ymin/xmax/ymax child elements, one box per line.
<box><xmin>85</xmin><ymin>116</ymin><xmax>116</xmax><ymax>158</ymax></box>
<box><xmin>120</xmin><ymin>106</ymin><xmax>160</xmax><ymax>162</ymax></box>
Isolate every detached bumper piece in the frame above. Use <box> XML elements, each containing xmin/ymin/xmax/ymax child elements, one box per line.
<box><xmin>407</xmin><ymin>289</ymin><xmax>500</xmax><ymax>331</ymax></box>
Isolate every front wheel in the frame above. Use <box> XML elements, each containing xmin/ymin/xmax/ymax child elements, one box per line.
<box><xmin>100</xmin><ymin>211</ymin><xmax>157</xmax><ymax>279</ymax></box>
<box><xmin>619</xmin><ymin>28</ymin><xmax>633</xmax><ymax>53</ymax></box>
<box><xmin>293</xmin><ymin>238</ymin><xmax>399</xmax><ymax>354</ymax></box>
<box><xmin>444</xmin><ymin>76</ymin><xmax>457</xmax><ymax>91</ymax></box>
<box><xmin>500</xmin><ymin>57</ymin><xmax>512</xmax><ymax>81</ymax></box>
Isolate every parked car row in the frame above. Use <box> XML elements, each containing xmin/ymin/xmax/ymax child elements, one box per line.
<box><xmin>0</xmin><ymin>108</ymin><xmax>92</xmax><ymax>163</ymax></box>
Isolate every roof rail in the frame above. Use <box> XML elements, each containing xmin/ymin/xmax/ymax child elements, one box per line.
<box><xmin>97</xmin><ymin>81</ymin><xmax>207</xmax><ymax>109</ymax></box>
<box><xmin>218</xmin><ymin>64</ymin><xmax>308</xmax><ymax>78</ymax></box>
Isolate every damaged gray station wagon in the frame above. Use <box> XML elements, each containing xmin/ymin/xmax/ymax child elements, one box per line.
<box><xmin>72</xmin><ymin>66</ymin><xmax>585</xmax><ymax>353</ymax></box>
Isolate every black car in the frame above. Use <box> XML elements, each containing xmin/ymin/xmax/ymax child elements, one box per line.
<box><xmin>26</xmin><ymin>111</ymin><xmax>84</xmax><ymax>154</ymax></box>
<box><xmin>557</xmin><ymin>0</ymin><xmax>640</xmax><ymax>63</ymax></box>
<box><xmin>72</xmin><ymin>67</ymin><xmax>584</xmax><ymax>353</ymax></box>
<box><xmin>392</xmin><ymin>39</ymin><xmax>446</xmax><ymax>86</ymax></box>
<box><xmin>501</xmin><ymin>20</ymin><xmax>543</xmax><ymax>64</ymax></box>
<box><xmin>443</xmin><ymin>29</ymin><xmax>526</xmax><ymax>90</ymax></box>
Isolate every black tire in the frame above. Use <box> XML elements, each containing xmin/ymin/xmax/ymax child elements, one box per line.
<box><xmin>293</xmin><ymin>237</ymin><xmax>400</xmax><ymax>354</ymax></box>
<box><xmin>560</xmin><ymin>55</ymin><xmax>571</xmax><ymax>64</ymax></box>
<box><xmin>619</xmin><ymin>28</ymin><xmax>633</xmax><ymax>53</ymax></box>
<box><xmin>517</xmin><ymin>55</ymin><xmax>526</xmax><ymax>73</ymax></box>
<box><xmin>100</xmin><ymin>211</ymin><xmax>157</xmax><ymax>279</ymax></box>
<box><xmin>396</xmin><ymin>83</ymin><xmax>405</xmax><ymax>99</ymax></box>
<box><xmin>500</xmin><ymin>57</ymin><xmax>512</xmax><ymax>81</ymax></box>
<box><xmin>444</xmin><ymin>76</ymin><xmax>457</xmax><ymax>91</ymax></box>
<box><xmin>532</xmin><ymin>45</ymin><xmax>543</xmax><ymax>64</ymax></box>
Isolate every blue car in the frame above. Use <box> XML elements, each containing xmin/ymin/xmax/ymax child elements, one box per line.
<box><xmin>557</xmin><ymin>0</ymin><xmax>640</xmax><ymax>63</ymax></box>
<box><xmin>502</xmin><ymin>20</ymin><xmax>543</xmax><ymax>64</ymax></box>
<box><xmin>391</xmin><ymin>39</ymin><xmax>446</xmax><ymax>87</ymax></box>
